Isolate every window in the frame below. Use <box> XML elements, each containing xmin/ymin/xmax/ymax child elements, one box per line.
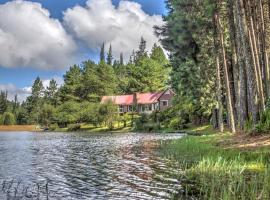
<box><xmin>128</xmin><ymin>105</ymin><xmax>133</xmax><ymax>112</ymax></box>
<box><xmin>119</xmin><ymin>105</ymin><xmax>124</xmax><ymax>113</ymax></box>
<box><xmin>162</xmin><ymin>100</ymin><xmax>168</xmax><ymax>106</ymax></box>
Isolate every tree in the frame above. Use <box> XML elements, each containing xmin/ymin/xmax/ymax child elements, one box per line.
<box><xmin>25</xmin><ymin>77</ymin><xmax>44</xmax><ymax>123</ymax></box>
<box><xmin>0</xmin><ymin>91</ymin><xmax>8</xmax><ymax>114</ymax></box>
<box><xmin>107</xmin><ymin>44</ymin><xmax>113</xmax><ymax>65</ymax></box>
<box><xmin>120</xmin><ymin>53</ymin><xmax>124</xmax><ymax>65</ymax></box>
<box><xmin>99</xmin><ymin>100</ymin><xmax>118</xmax><ymax>130</ymax></box>
<box><xmin>135</xmin><ymin>37</ymin><xmax>148</xmax><ymax>62</ymax></box>
<box><xmin>100</xmin><ymin>42</ymin><xmax>105</xmax><ymax>62</ymax></box>
<box><xmin>150</xmin><ymin>43</ymin><xmax>168</xmax><ymax>66</ymax></box>
<box><xmin>2</xmin><ymin>112</ymin><xmax>16</xmax><ymax>125</ymax></box>
<box><xmin>38</xmin><ymin>104</ymin><xmax>56</xmax><ymax>126</ymax></box>
<box><xmin>45</xmin><ymin>79</ymin><xmax>58</xmax><ymax>106</ymax></box>
<box><xmin>60</xmin><ymin>65</ymin><xmax>82</xmax><ymax>101</ymax></box>
<box><xmin>54</xmin><ymin>101</ymin><xmax>81</xmax><ymax>127</ymax></box>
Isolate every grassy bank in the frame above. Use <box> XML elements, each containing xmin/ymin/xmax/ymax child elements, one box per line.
<box><xmin>159</xmin><ymin>125</ymin><xmax>270</xmax><ymax>199</ymax></box>
<box><xmin>0</xmin><ymin>125</ymin><xmax>38</xmax><ymax>132</ymax></box>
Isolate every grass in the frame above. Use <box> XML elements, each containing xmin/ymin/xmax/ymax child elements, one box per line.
<box><xmin>0</xmin><ymin>125</ymin><xmax>38</xmax><ymax>132</ymax></box>
<box><xmin>54</xmin><ymin>122</ymin><xmax>134</xmax><ymax>133</ymax></box>
<box><xmin>158</xmin><ymin>125</ymin><xmax>270</xmax><ymax>200</ymax></box>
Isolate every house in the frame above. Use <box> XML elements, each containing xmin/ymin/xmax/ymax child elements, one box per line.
<box><xmin>101</xmin><ymin>89</ymin><xmax>175</xmax><ymax>114</ymax></box>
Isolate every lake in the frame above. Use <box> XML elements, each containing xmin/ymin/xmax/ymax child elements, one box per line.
<box><xmin>0</xmin><ymin>132</ymin><xmax>184</xmax><ymax>200</ymax></box>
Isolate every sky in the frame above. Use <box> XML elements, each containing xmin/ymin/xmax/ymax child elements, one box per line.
<box><xmin>0</xmin><ymin>0</ymin><xmax>167</xmax><ymax>101</ymax></box>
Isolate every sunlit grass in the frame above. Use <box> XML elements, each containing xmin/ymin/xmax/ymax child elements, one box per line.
<box><xmin>159</xmin><ymin>129</ymin><xmax>270</xmax><ymax>200</ymax></box>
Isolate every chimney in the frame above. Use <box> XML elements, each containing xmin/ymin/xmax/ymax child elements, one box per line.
<box><xmin>133</xmin><ymin>92</ymin><xmax>138</xmax><ymax>112</ymax></box>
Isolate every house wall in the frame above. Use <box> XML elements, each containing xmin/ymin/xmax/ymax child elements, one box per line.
<box><xmin>158</xmin><ymin>89</ymin><xmax>174</xmax><ymax>111</ymax></box>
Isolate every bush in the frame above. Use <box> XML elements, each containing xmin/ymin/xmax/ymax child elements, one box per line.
<box><xmin>67</xmin><ymin>124</ymin><xmax>81</xmax><ymax>131</ymax></box>
<box><xmin>2</xmin><ymin>112</ymin><xmax>16</xmax><ymax>125</ymax></box>
<box><xmin>254</xmin><ymin>109</ymin><xmax>270</xmax><ymax>134</ymax></box>
<box><xmin>49</xmin><ymin>123</ymin><xmax>59</xmax><ymax>131</ymax></box>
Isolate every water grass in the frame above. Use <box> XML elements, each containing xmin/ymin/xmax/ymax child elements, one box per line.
<box><xmin>159</xmin><ymin>131</ymin><xmax>270</xmax><ymax>199</ymax></box>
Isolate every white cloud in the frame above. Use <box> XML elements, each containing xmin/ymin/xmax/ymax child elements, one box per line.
<box><xmin>0</xmin><ymin>0</ymin><xmax>77</xmax><ymax>70</ymax></box>
<box><xmin>0</xmin><ymin>76</ymin><xmax>63</xmax><ymax>102</ymax></box>
<box><xmin>0</xmin><ymin>84</ymin><xmax>31</xmax><ymax>102</ymax></box>
<box><xmin>63</xmin><ymin>0</ymin><xmax>164</xmax><ymax>60</ymax></box>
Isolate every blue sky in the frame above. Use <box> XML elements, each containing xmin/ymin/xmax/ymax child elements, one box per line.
<box><xmin>0</xmin><ymin>0</ymin><xmax>166</xmax><ymax>100</ymax></box>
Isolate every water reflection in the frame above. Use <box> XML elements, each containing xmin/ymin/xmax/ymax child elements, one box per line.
<box><xmin>0</xmin><ymin>132</ymin><xmax>183</xmax><ymax>199</ymax></box>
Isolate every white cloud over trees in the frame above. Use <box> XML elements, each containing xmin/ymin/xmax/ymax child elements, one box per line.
<box><xmin>64</xmin><ymin>0</ymin><xmax>164</xmax><ymax>60</ymax></box>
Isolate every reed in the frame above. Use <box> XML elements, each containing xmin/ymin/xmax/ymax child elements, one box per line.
<box><xmin>159</xmin><ymin>135</ymin><xmax>270</xmax><ymax>199</ymax></box>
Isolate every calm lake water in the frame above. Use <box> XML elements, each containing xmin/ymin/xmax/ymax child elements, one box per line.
<box><xmin>0</xmin><ymin>132</ymin><xmax>184</xmax><ymax>200</ymax></box>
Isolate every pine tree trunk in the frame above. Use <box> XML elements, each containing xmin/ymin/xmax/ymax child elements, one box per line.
<box><xmin>228</xmin><ymin>0</ymin><xmax>240</xmax><ymax>127</ymax></box>
<box><xmin>260</xmin><ymin>0</ymin><xmax>270</xmax><ymax>99</ymax></box>
<box><xmin>247</xmin><ymin>0</ymin><xmax>265</xmax><ymax>111</ymax></box>
<box><xmin>236</xmin><ymin>0</ymin><xmax>259</xmax><ymax>125</ymax></box>
<box><xmin>233</xmin><ymin>0</ymin><xmax>248</xmax><ymax>129</ymax></box>
<box><xmin>217</xmin><ymin>12</ymin><xmax>236</xmax><ymax>133</ymax></box>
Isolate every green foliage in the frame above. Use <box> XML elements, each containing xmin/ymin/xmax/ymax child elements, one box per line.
<box><xmin>49</xmin><ymin>123</ymin><xmax>59</xmax><ymax>131</ymax></box>
<box><xmin>244</xmin><ymin>116</ymin><xmax>254</xmax><ymax>134</ymax></box>
<box><xmin>106</xmin><ymin>44</ymin><xmax>113</xmax><ymax>65</ymax></box>
<box><xmin>67</xmin><ymin>124</ymin><xmax>81</xmax><ymax>131</ymax></box>
<box><xmin>156</xmin><ymin>0</ymin><xmax>216</xmax><ymax>126</ymax></box>
<box><xmin>0</xmin><ymin>91</ymin><xmax>8</xmax><ymax>114</ymax></box>
<box><xmin>254</xmin><ymin>109</ymin><xmax>270</xmax><ymax>134</ymax></box>
<box><xmin>54</xmin><ymin>101</ymin><xmax>81</xmax><ymax>127</ymax></box>
<box><xmin>45</xmin><ymin>79</ymin><xmax>59</xmax><ymax>106</ymax></box>
<box><xmin>80</xmin><ymin>102</ymin><xmax>102</xmax><ymax>126</ymax></box>
<box><xmin>100</xmin><ymin>42</ymin><xmax>105</xmax><ymax>62</ymax></box>
<box><xmin>2</xmin><ymin>112</ymin><xmax>16</xmax><ymax>125</ymax></box>
<box><xmin>99</xmin><ymin>101</ymin><xmax>118</xmax><ymax>130</ymax></box>
<box><xmin>38</xmin><ymin>104</ymin><xmax>56</xmax><ymax>126</ymax></box>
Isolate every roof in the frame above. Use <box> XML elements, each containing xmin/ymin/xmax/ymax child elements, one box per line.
<box><xmin>101</xmin><ymin>91</ymin><xmax>165</xmax><ymax>105</ymax></box>
<box><xmin>101</xmin><ymin>94</ymin><xmax>133</xmax><ymax>105</ymax></box>
<box><xmin>136</xmin><ymin>92</ymin><xmax>163</xmax><ymax>104</ymax></box>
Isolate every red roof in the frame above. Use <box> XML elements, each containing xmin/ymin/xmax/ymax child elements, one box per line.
<box><xmin>101</xmin><ymin>95</ymin><xmax>133</xmax><ymax>105</ymax></box>
<box><xmin>136</xmin><ymin>92</ymin><xmax>163</xmax><ymax>104</ymax></box>
<box><xmin>101</xmin><ymin>92</ymin><xmax>164</xmax><ymax>105</ymax></box>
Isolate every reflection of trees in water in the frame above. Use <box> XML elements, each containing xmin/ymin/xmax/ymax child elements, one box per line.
<box><xmin>0</xmin><ymin>133</ymin><xmax>183</xmax><ymax>199</ymax></box>
<box><xmin>1</xmin><ymin>179</ymin><xmax>52</xmax><ymax>199</ymax></box>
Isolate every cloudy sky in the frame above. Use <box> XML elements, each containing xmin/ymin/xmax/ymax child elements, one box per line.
<box><xmin>0</xmin><ymin>0</ymin><xmax>166</xmax><ymax>101</ymax></box>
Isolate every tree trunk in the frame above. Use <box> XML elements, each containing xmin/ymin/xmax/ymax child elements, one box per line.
<box><xmin>236</xmin><ymin>0</ymin><xmax>259</xmax><ymax>125</ymax></box>
<box><xmin>228</xmin><ymin>0</ymin><xmax>240</xmax><ymax>127</ymax></box>
<box><xmin>217</xmin><ymin>12</ymin><xmax>236</xmax><ymax>133</ymax></box>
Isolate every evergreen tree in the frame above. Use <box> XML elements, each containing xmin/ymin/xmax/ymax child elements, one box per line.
<box><xmin>45</xmin><ymin>79</ymin><xmax>58</xmax><ymax>106</ymax></box>
<box><xmin>100</xmin><ymin>42</ymin><xmax>105</xmax><ymax>62</ymax></box>
<box><xmin>120</xmin><ymin>53</ymin><xmax>124</xmax><ymax>65</ymax></box>
<box><xmin>0</xmin><ymin>91</ymin><xmax>8</xmax><ymax>114</ymax></box>
<box><xmin>150</xmin><ymin>44</ymin><xmax>168</xmax><ymax>66</ymax></box>
<box><xmin>135</xmin><ymin>37</ymin><xmax>148</xmax><ymax>62</ymax></box>
<box><xmin>106</xmin><ymin>44</ymin><xmax>113</xmax><ymax>65</ymax></box>
<box><xmin>60</xmin><ymin>65</ymin><xmax>82</xmax><ymax>101</ymax></box>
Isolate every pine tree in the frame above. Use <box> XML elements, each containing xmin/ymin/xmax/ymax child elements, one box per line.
<box><xmin>100</xmin><ymin>42</ymin><xmax>105</xmax><ymax>62</ymax></box>
<box><xmin>0</xmin><ymin>91</ymin><xmax>8</xmax><ymax>114</ymax></box>
<box><xmin>106</xmin><ymin>44</ymin><xmax>113</xmax><ymax>65</ymax></box>
<box><xmin>135</xmin><ymin>37</ymin><xmax>147</xmax><ymax>62</ymax></box>
<box><xmin>45</xmin><ymin>79</ymin><xmax>58</xmax><ymax>106</ymax></box>
<box><xmin>120</xmin><ymin>53</ymin><xmax>124</xmax><ymax>65</ymax></box>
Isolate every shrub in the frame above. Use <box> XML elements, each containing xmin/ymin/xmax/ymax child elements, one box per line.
<box><xmin>49</xmin><ymin>123</ymin><xmax>59</xmax><ymax>131</ymax></box>
<box><xmin>254</xmin><ymin>109</ymin><xmax>270</xmax><ymax>134</ymax></box>
<box><xmin>67</xmin><ymin>124</ymin><xmax>81</xmax><ymax>131</ymax></box>
<box><xmin>2</xmin><ymin>112</ymin><xmax>16</xmax><ymax>125</ymax></box>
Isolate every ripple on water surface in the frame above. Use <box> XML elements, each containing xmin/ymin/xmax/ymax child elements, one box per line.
<box><xmin>0</xmin><ymin>132</ymin><xmax>183</xmax><ymax>199</ymax></box>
